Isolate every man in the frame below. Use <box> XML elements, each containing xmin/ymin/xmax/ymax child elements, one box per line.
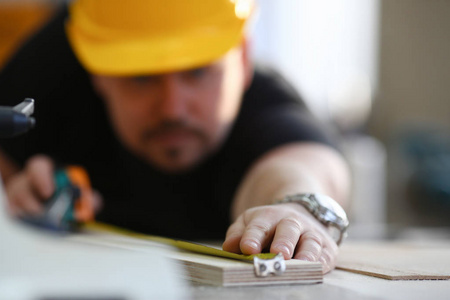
<box><xmin>0</xmin><ymin>0</ymin><xmax>350</xmax><ymax>273</ymax></box>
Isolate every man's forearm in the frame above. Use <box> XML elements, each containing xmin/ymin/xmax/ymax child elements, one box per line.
<box><xmin>231</xmin><ymin>142</ymin><xmax>350</xmax><ymax>220</ymax></box>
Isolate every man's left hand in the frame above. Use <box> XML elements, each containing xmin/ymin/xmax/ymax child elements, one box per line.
<box><xmin>222</xmin><ymin>203</ymin><xmax>339</xmax><ymax>274</ymax></box>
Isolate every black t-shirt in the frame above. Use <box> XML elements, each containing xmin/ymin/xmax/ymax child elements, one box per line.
<box><xmin>0</xmin><ymin>7</ymin><xmax>335</xmax><ymax>240</ymax></box>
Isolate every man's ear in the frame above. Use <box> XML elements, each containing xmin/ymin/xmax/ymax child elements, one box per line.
<box><xmin>241</xmin><ymin>37</ymin><xmax>254</xmax><ymax>89</ymax></box>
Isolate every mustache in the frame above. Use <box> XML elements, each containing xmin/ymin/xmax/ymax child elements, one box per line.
<box><xmin>142</xmin><ymin>120</ymin><xmax>208</xmax><ymax>142</ymax></box>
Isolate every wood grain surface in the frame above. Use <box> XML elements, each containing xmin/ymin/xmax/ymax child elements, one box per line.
<box><xmin>337</xmin><ymin>241</ymin><xmax>450</xmax><ymax>280</ymax></box>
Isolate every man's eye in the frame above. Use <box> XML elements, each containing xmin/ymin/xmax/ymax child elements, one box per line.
<box><xmin>187</xmin><ymin>68</ymin><xmax>207</xmax><ymax>78</ymax></box>
<box><xmin>132</xmin><ymin>76</ymin><xmax>156</xmax><ymax>84</ymax></box>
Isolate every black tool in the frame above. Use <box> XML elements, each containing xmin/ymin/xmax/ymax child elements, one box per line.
<box><xmin>0</xmin><ymin>98</ymin><xmax>35</xmax><ymax>138</ymax></box>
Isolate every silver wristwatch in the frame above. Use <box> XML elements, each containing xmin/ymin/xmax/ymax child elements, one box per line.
<box><xmin>275</xmin><ymin>193</ymin><xmax>349</xmax><ymax>245</ymax></box>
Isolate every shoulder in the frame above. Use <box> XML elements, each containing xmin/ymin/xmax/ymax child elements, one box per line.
<box><xmin>243</xmin><ymin>65</ymin><xmax>308</xmax><ymax>112</ymax></box>
<box><xmin>238</xmin><ymin>65</ymin><xmax>323</xmax><ymax>133</ymax></box>
<box><xmin>224</xmin><ymin>65</ymin><xmax>339</xmax><ymax>167</ymax></box>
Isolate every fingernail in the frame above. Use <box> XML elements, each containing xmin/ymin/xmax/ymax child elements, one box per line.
<box><xmin>244</xmin><ymin>240</ymin><xmax>259</xmax><ymax>251</ymax></box>
<box><xmin>274</xmin><ymin>245</ymin><xmax>291</xmax><ymax>258</ymax></box>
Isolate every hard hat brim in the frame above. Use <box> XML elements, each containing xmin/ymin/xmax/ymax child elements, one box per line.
<box><xmin>65</xmin><ymin>14</ymin><xmax>246</xmax><ymax>76</ymax></box>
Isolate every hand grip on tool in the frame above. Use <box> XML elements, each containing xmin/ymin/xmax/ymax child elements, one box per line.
<box><xmin>21</xmin><ymin>166</ymin><xmax>95</xmax><ymax>232</ymax></box>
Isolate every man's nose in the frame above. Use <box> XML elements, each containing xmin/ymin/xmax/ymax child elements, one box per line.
<box><xmin>157</xmin><ymin>75</ymin><xmax>188</xmax><ymax>120</ymax></box>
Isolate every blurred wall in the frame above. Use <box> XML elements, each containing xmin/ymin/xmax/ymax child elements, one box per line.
<box><xmin>369</xmin><ymin>0</ymin><xmax>450</xmax><ymax>141</ymax></box>
<box><xmin>252</xmin><ymin>0</ymin><xmax>380</xmax><ymax>126</ymax></box>
<box><xmin>369</xmin><ymin>0</ymin><xmax>450</xmax><ymax>228</ymax></box>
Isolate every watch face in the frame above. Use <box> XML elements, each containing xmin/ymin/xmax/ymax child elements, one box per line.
<box><xmin>314</xmin><ymin>194</ymin><xmax>348</xmax><ymax>227</ymax></box>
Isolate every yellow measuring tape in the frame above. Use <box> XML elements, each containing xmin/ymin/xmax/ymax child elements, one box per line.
<box><xmin>83</xmin><ymin>222</ymin><xmax>286</xmax><ymax>277</ymax></box>
<box><xmin>83</xmin><ymin>221</ymin><xmax>276</xmax><ymax>261</ymax></box>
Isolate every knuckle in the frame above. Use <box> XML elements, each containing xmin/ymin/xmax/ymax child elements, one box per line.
<box><xmin>242</xmin><ymin>208</ymin><xmax>261</xmax><ymax>224</ymax></box>
<box><xmin>242</xmin><ymin>209</ymin><xmax>254</xmax><ymax>224</ymax></box>
<box><xmin>25</xmin><ymin>156</ymin><xmax>40</xmax><ymax>171</ymax></box>
<box><xmin>26</xmin><ymin>155</ymin><xmax>53</xmax><ymax>179</ymax></box>
<box><xmin>301</xmin><ymin>250</ymin><xmax>319</xmax><ymax>261</ymax></box>
<box><xmin>280</xmin><ymin>217</ymin><xmax>302</xmax><ymax>232</ymax></box>
<box><xmin>28</xmin><ymin>154</ymin><xmax>51</xmax><ymax>166</ymax></box>
<box><xmin>225</xmin><ymin>223</ymin><xmax>242</xmax><ymax>237</ymax></box>
<box><xmin>302</xmin><ymin>231</ymin><xmax>323</xmax><ymax>247</ymax></box>
<box><xmin>247</xmin><ymin>222</ymin><xmax>271</xmax><ymax>237</ymax></box>
<box><xmin>264</xmin><ymin>205</ymin><xmax>281</xmax><ymax>215</ymax></box>
<box><xmin>252</xmin><ymin>205</ymin><xmax>280</xmax><ymax>219</ymax></box>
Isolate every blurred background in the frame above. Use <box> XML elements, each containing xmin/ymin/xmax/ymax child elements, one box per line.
<box><xmin>1</xmin><ymin>0</ymin><xmax>449</xmax><ymax>239</ymax></box>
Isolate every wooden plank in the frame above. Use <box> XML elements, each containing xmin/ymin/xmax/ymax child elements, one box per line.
<box><xmin>69</xmin><ymin>231</ymin><xmax>323</xmax><ymax>286</ymax></box>
<box><xmin>169</xmin><ymin>250</ymin><xmax>322</xmax><ymax>286</ymax></box>
<box><xmin>336</xmin><ymin>241</ymin><xmax>450</xmax><ymax>280</ymax></box>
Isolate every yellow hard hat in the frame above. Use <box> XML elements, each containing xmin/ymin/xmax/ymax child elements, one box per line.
<box><xmin>65</xmin><ymin>0</ymin><xmax>254</xmax><ymax>76</ymax></box>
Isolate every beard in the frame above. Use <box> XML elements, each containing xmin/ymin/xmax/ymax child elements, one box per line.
<box><xmin>139</xmin><ymin>120</ymin><xmax>210</xmax><ymax>171</ymax></box>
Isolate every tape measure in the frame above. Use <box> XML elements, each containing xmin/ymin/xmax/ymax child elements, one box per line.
<box><xmin>21</xmin><ymin>166</ymin><xmax>94</xmax><ymax>232</ymax></box>
<box><xmin>83</xmin><ymin>221</ymin><xmax>286</xmax><ymax>277</ymax></box>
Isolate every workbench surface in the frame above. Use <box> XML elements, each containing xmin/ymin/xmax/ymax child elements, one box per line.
<box><xmin>188</xmin><ymin>268</ymin><xmax>450</xmax><ymax>300</ymax></box>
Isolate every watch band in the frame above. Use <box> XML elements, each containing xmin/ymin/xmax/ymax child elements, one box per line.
<box><xmin>274</xmin><ymin>193</ymin><xmax>349</xmax><ymax>245</ymax></box>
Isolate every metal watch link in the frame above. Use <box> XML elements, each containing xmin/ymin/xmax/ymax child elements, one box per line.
<box><xmin>274</xmin><ymin>193</ymin><xmax>349</xmax><ymax>245</ymax></box>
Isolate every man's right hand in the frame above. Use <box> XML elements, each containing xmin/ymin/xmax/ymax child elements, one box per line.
<box><xmin>5</xmin><ymin>155</ymin><xmax>55</xmax><ymax>217</ymax></box>
<box><xmin>4</xmin><ymin>155</ymin><xmax>103</xmax><ymax>218</ymax></box>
